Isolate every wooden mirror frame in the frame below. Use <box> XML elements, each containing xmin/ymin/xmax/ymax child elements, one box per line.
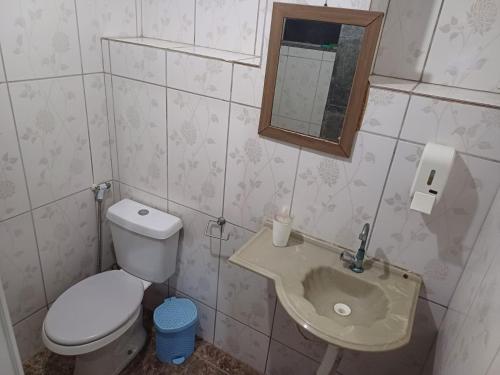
<box><xmin>258</xmin><ymin>4</ymin><xmax>383</xmax><ymax>157</ymax></box>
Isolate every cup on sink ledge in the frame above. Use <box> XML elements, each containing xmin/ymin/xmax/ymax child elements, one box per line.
<box><xmin>272</xmin><ymin>213</ymin><xmax>293</xmax><ymax>247</ymax></box>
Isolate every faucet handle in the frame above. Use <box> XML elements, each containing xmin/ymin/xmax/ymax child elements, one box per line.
<box><xmin>340</xmin><ymin>251</ymin><xmax>355</xmax><ymax>264</ymax></box>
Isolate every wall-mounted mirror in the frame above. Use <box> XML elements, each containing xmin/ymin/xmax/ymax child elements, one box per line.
<box><xmin>259</xmin><ymin>4</ymin><xmax>383</xmax><ymax>157</ymax></box>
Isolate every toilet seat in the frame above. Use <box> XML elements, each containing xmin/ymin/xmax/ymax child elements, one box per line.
<box><xmin>43</xmin><ymin>270</ymin><xmax>144</xmax><ymax>354</ymax></box>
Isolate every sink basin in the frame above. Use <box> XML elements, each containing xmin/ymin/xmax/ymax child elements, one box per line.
<box><xmin>302</xmin><ymin>266</ymin><xmax>389</xmax><ymax>328</ymax></box>
<box><xmin>229</xmin><ymin>225</ymin><xmax>422</xmax><ymax>352</ymax></box>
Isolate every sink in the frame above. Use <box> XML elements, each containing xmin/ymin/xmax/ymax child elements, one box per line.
<box><xmin>228</xmin><ymin>224</ymin><xmax>422</xmax><ymax>352</ymax></box>
<box><xmin>302</xmin><ymin>266</ymin><xmax>389</xmax><ymax>328</ymax></box>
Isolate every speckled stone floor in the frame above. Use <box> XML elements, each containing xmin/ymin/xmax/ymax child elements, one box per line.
<box><xmin>23</xmin><ymin>310</ymin><xmax>262</xmax><ymax>375</ymax></box>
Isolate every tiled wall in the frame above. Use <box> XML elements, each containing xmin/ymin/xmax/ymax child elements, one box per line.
<box><xmin>424</xmin><ymin>189</ymin><xmax>500</xmax><ymax>375</ymax></box>
<box><xmin>2</xmin><ymin>1</ymin><xmax>500</xmax><ymax>375</ymax></box>
<box><xmin>105</xmin><ymin>1</ymin><xmax>500</xmax><ymax>375</ymax></box>
<box><xmin>0</xmin><ymin>0</ymin><xmax>139</xmax><ymax>362</ymax></box>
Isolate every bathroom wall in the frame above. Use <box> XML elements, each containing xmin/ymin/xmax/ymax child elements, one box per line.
<box><xmin>423</xmin><ymin>187</ymin><xmax>500</xmax><ymax>375</ymax></box>
<box><xmin>106</xmin><ymin>1</ymin><xmax>500</xmax><ymax>375</ymax></box>
<box><xmin>0</xmin><ymin>0</ymin><xmax>139</xmax><ymax>361</ymax></box>
<box><xmin>1</xmin><ymin>1</ymin><xmax>500</xmax><ymax>375</ymax></box>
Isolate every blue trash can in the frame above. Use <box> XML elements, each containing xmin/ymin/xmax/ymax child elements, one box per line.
<box><xmin>153</xmin><ymin>297</ymin><xmax>198</xmax><ymax>365</ymax></box>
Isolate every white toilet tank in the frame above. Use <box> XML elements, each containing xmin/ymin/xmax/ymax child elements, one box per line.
<box><xmin>106</xmin><ymin>199</ymin><xmax>182</xmax><ymax>283</ymax></box>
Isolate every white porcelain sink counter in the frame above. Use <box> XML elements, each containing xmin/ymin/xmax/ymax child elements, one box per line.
<box><xmin>229</xmin><ymin>226</ymin><xmax>422</xmax><ymax>352</ymax></box>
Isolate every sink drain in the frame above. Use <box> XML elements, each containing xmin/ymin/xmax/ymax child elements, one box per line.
<box><xmin>333</xmin><ymin>303</ymin><xmax>351</xmax><ymax>317</ymax></box>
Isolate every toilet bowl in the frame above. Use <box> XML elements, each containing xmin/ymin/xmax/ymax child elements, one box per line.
<box><xmin>41</xmin><ymin>199</ymin><xmax>182</xmax><ymax>375</ymax></box>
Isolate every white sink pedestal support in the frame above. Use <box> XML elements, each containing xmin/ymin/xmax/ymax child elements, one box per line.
<box><xmin>316</xmin><ymin>345</ymin><xmax>343</xmax><ymax>375</ymax></box>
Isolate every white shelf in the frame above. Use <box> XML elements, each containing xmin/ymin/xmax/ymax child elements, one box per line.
<box><xmin>104</xmin><ymin>37</ymin><xmax>261</xmax><ymax>68</ymax></box>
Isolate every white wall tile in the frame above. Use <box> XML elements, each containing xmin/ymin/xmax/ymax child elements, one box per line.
<box><xmin>75</xmin><ymin>0</ymin><xmax>137</xmax><ymax>73</ymax></box>
<box><xmin>401</xmin><ymin>95</ymin><xmax>500</xmax><ymax>162</ymax></box>
<box><xmin>195</xmin><ymin>0</ymin><xmax>259</xmax><ymax>55</ymax></box>
<box><xmin>113</xmin><ymin>76</ymin><xmax>167</xmax><ymax>197</ymax></box>
<box><xmin>373</xmin><ymin>0</ymin><xmax>443</xmax><ymax>80</ymax></box>
<box><xmin>0</xmin><ymin>213</ymin><xmax>45</xmax><ymax>324</ymax></box>
<box><xmin>0</xmin><ymin>84</ymin><xmax>30</xmax><ymax>220</ymax></box>
<box><xmin>104</xmin><ymin>74</ymin><xmax>119</xmax><ymax>180</ymax></box>
<box><xmin>102</xmin><ymin>40</ymin><xmax>111</xmax><ymax>73</ymax></box>
<box><xmin>370</xmin><ymin>141</ymin><xmax>500</xmax><ymax>306</ymax></box>
<box><xmin>292</xmin><ymin>132</ymin><xmax>396</xmax><ymax>249</ymax></box>
<box><xmin>13</xmin><ymin>307</ymin><xmax>47</xmax><ymax>362</ymax></box>
<box><xmin>110</xmin><ymin>41</ymin><xmax>166</xmax><ymax>85</ymax></box>
<box><xmin>232</xmin><ymin>65</ymin><xmax>265</xmax><ymax>108</ymax></box>
<box><xmin>224</xmin><ymin>104</ymin><xmax>300</xmax><ymax>232</ymax></box>
<box><xmin>167</xmin><ymin>89</ymin><xmax>229</xmax><ymax>217</ymax></box>
<box><xmin>339</xmin><ymin>298</ymin><xmax>446</xmax><ymax>375</ymax></box>
<box><xmin>218</xmin><ymin>223</ymin><xmax>276</xmax><ymax>335</ymax></box>
<box><xmin>0</xmin><ymin>0</ymin><xmax>81</xmax><ymax>80</ymax></box>
<box><xmin>266</xmin><ymin>340</ymin><xmax>319</xmax><ymax>375</ymax></box>
<box><xmin>423</xmin><ymin>0</ymin><xmax>500</xmax><ymax>93</ymax></box>
<box><xmin>11</xmin><ymin>76</ymin><xmax>92</xmax><ymax>208</ymax></box>
<box><xmin>168</xmin><ymin>201</ymin><xmax>220</xmax><ymax>308</ymax></box>
<box><xmin>271</xmin><ymin>301</ymin><xmax>327</xmax><ymax>362</ymax></box>
<box><xmin>167</xmin><ymin>51</ymin><xmax>232</xmax><ymax>100</ymax></box>
<box><xmin>361</xmin><ymin>88</ymin><xmax>410</xmax><ymax>137</ymax></box>
<box><xmin>84</xmin><ymin>73</ymin><xmax>112</xmax><ymax>183</ymax></box>
<box><xmin>0</xmin><ymin>49</ymin><xmax>5</xmax><ymax>82</ymax></box>
<box><xmin>430</xmin><ymin>190</ymin><xmax>500</xmax><ymax>375</ymax></box>
<box><xmin>214</xmin><ymin>312</ymin><xmax>270</xmax><ymax>373</ymax></box>
<box><xmin>33</xmin><ymin>189</ymin><xmax>97</xmax><ymax>302</ymax></box>
<box><xmin>142</xmin><ymin>0</ymin><xmax>195</xmax><ymax>44</ymax></box>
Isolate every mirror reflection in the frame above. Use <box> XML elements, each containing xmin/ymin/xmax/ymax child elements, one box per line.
<box><xmin>271</xmin><ymin>18</ymin><xmax>365</xmax><ymax>141</ymax></box>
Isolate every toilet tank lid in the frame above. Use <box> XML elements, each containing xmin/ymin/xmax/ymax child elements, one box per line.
<box><xmin>106</xmin><ymin>199</ymin><xmax>182</xmax><ymax>239</ymax></box>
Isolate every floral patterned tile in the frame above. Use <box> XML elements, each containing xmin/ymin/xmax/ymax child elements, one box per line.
<box><xmin>0</xmin><ymin>0</ymin><xmax>82</xmax><ymax>80</ymax></box>
<box><xmin>110</xmin><ymin>40</ymin><xmax>166</xmax><ymax>86</ymax></box>
<box><xmin>223</xmin><ymin>103</ymin><xmax>300</xmax><ymax>232</ymax></box>
<box><xmin>167</xmin><ymin>89</ymin><xmax>229</xmax><ymax>217</ymax></box>
<box><xmin>369</xmin><ymin>141</ymin><xmax>500</xmax><ymax>306</ymax></box>
<box><xmin>373</xmin><ymin>0</ymin><xmax>443</xmax><ymax>81</ymax></box>
<box><xmin>265</xmin><ymin>340</ymin><xmax>319</xmax><ymax>375</ymax></box>
<box><xmin>0</xmin><ymin>213</ymin><xmax>46</xmax><ymax>324</ymax></box>
<box><xmin>218</xmin><ymin>223</ymin><xmax>276</xmax><ymax>335</ymax></box>
<box><xmin>10</xmin><ymin>76</ymin><xmax>92</xmax><ymax>208</ymax></box>
<box><xmin>271</xmin><ymin>302</ymin><xmax>327</xmax><ymax>363</ymax></box>
<box><xmin>0</xmin><ymin>84</ymin><xmax>30</xmax><ymax>220</ymax></box>
<box><xmin>422</xmin><ymin>0</ymin><xmax>500</xmax><ymax>93</ymax></box>
<box><xmin>292</xmin><ymin>132</ymin><xmax>396</xmax><ymax>250</ymax></box>
<box><xmin>195</xmin><ymin>0</ymin><xmax>260</xmax><ymax>55</ymax></box>
<box><xmin>360</xmin><ymin>87</ymin><xmax>410</xmax><ymax>137</ymax></box>
<box><xmin>167</xmin><ymin>51</ymin><xmax>232</xmax><ymax>101</ymax></box>
<box><xmin>141</xmin><ymin>0</ymin><xmax>195</xmax><ymax>44</ymax></box>
<box><xmin>168</xmin><ymin>201</ymin><xmax>220</xmax><ymax>308</ymax></box>
<box><xmin>401</xmin><ymin>95</ymin><xmax>500</xmax><ymax>161</ymax></box>
<box><xmin>83</xmin><ymin>73</ymin><xmax>112</xmax><ymax>183</ymax></box>
<box><xmin>214</xmin><ymin>312</ymin><xmax>270</xmax><ymax>373</ymax></box>
<box><xmin>75</xmin><ymin>0</ymin><xmax>137</xmax><ymax>73</ymax></box>
<box><xmin>14</xmin><ymin>308</ymin><xmax>47</xmax><ymax>362</ymax></box>
<box><xmin>338</xmin><ymin>298</ymin><xmax>446</xmax><ymax>375</ymax></box>
<box><xmin>113</xmin><ymin>76</ymin><xmax>167</xmax><ymax>197</ymax></box>
<box><xmin>33</xmin><ymin>189</ymin><xmax>97</xmax><ymax>303</ymax></box>
<box><xmin>104</xmin><ymin>74</ymin><xmax>119</xmax><ymax>180</ymax></box>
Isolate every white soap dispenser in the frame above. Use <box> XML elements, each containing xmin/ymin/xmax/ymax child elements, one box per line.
<box><xmin>409</xmin><ymin>142</ymin><xmax>455</xmax><ymax>215</ymax></box>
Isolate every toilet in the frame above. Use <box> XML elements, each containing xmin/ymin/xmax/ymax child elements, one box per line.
<box><xmin>41</xmin><ymin>199</ymin><xmax>182</xmax><ymax>375</ymax></box>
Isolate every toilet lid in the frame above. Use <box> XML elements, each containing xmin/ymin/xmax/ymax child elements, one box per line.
<box><xmin>44</xmin><ymin>270</ymin><xmax>144</xmax><ymax>346</ymax></box>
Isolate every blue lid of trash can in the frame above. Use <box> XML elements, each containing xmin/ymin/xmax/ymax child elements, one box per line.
<box><xmin>154</xmin><ymin>297</ymin><xmax>198</xmax><ymax>334</ymax></box>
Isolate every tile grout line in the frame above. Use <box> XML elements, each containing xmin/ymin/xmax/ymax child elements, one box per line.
<box><xmin>252</xmin><ymin>0</ymin><xmax>262</xmax><ymax>56</ymax></box>
<box><xmin>263</xmin><ymin>298</ymin><xmax>278</xmax><ymax>373</ymax></box>
<box><xmin>0</xmin><ymin>43</ymin><xmax>51</xmax><ymax>309</ymax></box>
<box><xmin>108</xmin><ymin>45</ymin><xmax>122</xmax><ymax>183</ymax></box>
<box><xmin>418</xmin><ymin>0</ymin><xmax>446</xmax><ymax>82</ymax></box>
<box><xmin>73</xmin><ymin>0</ymin><xmax>96</xmax><ymax>184</ymax></box>
<box><xmin>193</xmin><ymin>0</ymin><xmax>197</xmax><ymax>45</ymax></box>
<box><xmin>165</xmin><ymin>50</ymin><xmax>169</xmax><ymax>204</ymax></box>
<box><xmin>12</xmin><ymin>305</ymin><xmax>47</xmax><ymax>328</ymax></box>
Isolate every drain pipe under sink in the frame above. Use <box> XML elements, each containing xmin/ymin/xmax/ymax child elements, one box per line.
<box><xmin>92</xmin><ymin>182</ymin><xmax>111</xmax><ymax>273</ymax></box>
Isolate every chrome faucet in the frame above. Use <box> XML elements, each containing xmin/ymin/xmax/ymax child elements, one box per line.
<box><xmin>340</xmin><ymin>223</ymin><xmax>370</xmax><ymax>273</ymax></box>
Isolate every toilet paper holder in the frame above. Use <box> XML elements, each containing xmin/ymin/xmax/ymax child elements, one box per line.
<box><xmin>204</xmin><ymin>217</ymin><xmax>230</xmax><ymax>241</ymax></box>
